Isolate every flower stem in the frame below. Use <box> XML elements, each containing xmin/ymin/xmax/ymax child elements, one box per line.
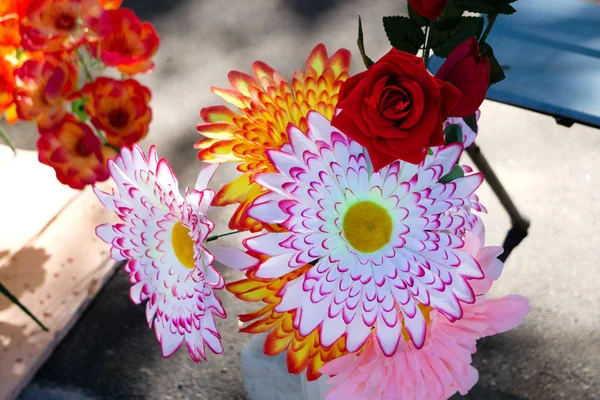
<box><xmin>0</xmin><ymin>282</ymin><xmax>49</xmax><ymax>331</ymax></box>
<box><xmin>479</xmin><ymin>14</ymin><xmax>498</xmax><ymax>45</ymax></box>
<box><xmin>422</xmin><ymin>20</ymin><xmax>434</xmax><ymax>69</ymax></box>
<box><xmin>206</xmin><ymin>231</ymin><xmax>240</xmax><ymax>242</ymax></box>
<box><xmin>76</xmin><ymin>49</ymin><xmax>94</xmax><ymax>83</ymax></box>
<box><xmin>0</xmin><ymin>126</ymin><xmax>17</xmax><ymax>155</ymax></box>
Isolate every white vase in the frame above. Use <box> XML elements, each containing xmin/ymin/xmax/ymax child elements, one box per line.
<box><xmin>241</xmin><ymin>334</ymin><xmax>332</xmax><ymax>400</ymax></box>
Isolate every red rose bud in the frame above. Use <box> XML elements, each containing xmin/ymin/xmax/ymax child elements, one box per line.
<box><xmin>436</xmin><ymin>38</ymin><xmax>491</xmax><ymax>118</ymax></box>
<box><xmin>332</xmin><ymin>48</ymin><xmax>462</xmax><ymax>171</ymax></box>
<box><xmin>408</xmin><ymin>0</ymin><xmax>448</xmax><ymax>21</ymax></box>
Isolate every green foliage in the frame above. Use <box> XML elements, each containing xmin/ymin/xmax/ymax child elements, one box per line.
<box><xmin>463</xmin><ymin>113</ymin><xmax>479</xmax><ymax>133</ymax></box>
<box><xmin>429</xmin><ymin>16</ymin><xmax>484</xmax><ymax>58</ymax></box>
<box><xmin>0</xmin><ymin>282</ymin><xmax>48</xmax><ymax>331</ymax></box>
<box><xmin>480</xmin><ymin>42</ymin><xmax>506</xmax><ymax>85</ymax></box>
<box><xmin>433</xmin><ymin>5</ymin><xmax>464</xmax><ymax>31</ymax></box>
<box><xmin>0</xmin><ymin>127</ymin><xmax>16</xmax><ymax>155</ymax></box>
<box><xmin>440</xmin><ymin>164</ymin><xmax>465</xmax><ymax>183</ymax></box>
<box><xmin>444</xmin><ymin>124</ymin><xmax>464</xmax><ymax>144</ymax></box>
<box><xmin>357</xmin><ymin>16</ymin><xmax>374</xmax><ymax>68</ymax></box>
<box><xmin>383</xmin><ymin>16</ymin><xmax>426</xmax><ymax>55</ymax></box>
<box><xmin>71</xmin><ymin>97</ymin><xmax>89</xmax><ymax>122</ymax></box>
<box><xmin>451</xmin><ymin>0</ymin><xmax>518</xmax><ymax>15</ymax></box>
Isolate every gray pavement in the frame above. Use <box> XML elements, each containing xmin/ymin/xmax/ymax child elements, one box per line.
<box><xmin>6</xmin><ymin>0</ymin><xmax>599</xmax><ymax>399</ymax></box>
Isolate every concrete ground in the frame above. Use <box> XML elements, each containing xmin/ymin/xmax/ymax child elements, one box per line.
<box><xmin>6</xmin><ymin>0</ymin><xmax>599</xmax><ymax>399</ymax></box>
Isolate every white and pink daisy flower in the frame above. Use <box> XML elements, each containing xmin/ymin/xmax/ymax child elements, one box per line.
<box><xmin>243</xmin><ymin>111</ymin><xmax>486</xmax><ymax>356</ymax></box>
<box><xmin>320</xmin><ymin>221</ymin><xmax>530</xmax><ymax>400</ymax></box>
<box><xmin>94</xmin><ymin>145</ymin><xmax>255</xmax><ymax>362</ymax></box>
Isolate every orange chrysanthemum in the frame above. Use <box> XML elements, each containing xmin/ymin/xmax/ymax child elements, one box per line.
<box><xmin>37</xmin><ymin>115</ymin><xmax>115</xmax><ymax>189</ymax></box>
<box><xmin>14</xmin><ymin>55</ymin><xmax>78</xmax><ymax>131</ymax></box>
<box><xmin>98</xmin><ymin>8</ymin><xmax>160</xmax><ymax>75</ymax></box>
<box><xmin>227</xmin><ymin>254</ymin><xmax>348</xmax><ymax>381</ymax></box>
<box><xmin>78</xmin><ymin>77</ymin><xmax>152</xmax><ymax>148</ymax></box>
<box><xmin>195</xmin><ymin>44</ymin><xmax>351</xmax><ymax>232</ymax></box>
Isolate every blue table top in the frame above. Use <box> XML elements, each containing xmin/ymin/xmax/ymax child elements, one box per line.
<box><xmin>429</xmin><ymin>0</ymin><xmax>600</xmax><ymax>128</ymax></box>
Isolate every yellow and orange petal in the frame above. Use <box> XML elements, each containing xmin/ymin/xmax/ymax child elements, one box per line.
<box><xmin>0</xmin><ymin>57</ymin><xmax>15</xmax><ymax>115</ymax></box>
<box><xmin>19</xmin><ymin>0</ymin><xmax>102</xmax><ymax>53</ymax></box>
<box><xmin>227</xmin><ymin>259</ymin><xmax>348</xmax><ymax>381</ymax></box>
<box><xmin>195</xmin><ymin>44</ymin><xmax>351</xmax><ymax>232</ymax></box>
<box><xmin>38</xmin><ymin>115</ymin><xmax>115</xmax><ymax>189</ymax></box>
<box><xmin>78</xmin><ymin>77</ymin><xmax>152</xmax><ymax>148</ymax></box>
<box><xmin>13</xmin><ymin>55</ymin><xmax>78</xmax><ymax>130</ymax></box>
<box><xmin>0</xmin><ymin>14</ymin><xmax>21</xmax><ymax>50</ymax></box>
<box><xmin>98</xmin><ymin>8</ymin><xmax>160</xmax><ymax>75</ymax></box>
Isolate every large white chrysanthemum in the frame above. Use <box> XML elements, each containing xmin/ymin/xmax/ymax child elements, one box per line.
<box><xmin>94</xmin><ymin>145</ymin><xmax>255</xmax><ymax>362</ymax></box>
<box><xmin>244</xmin><ymin>112</ymin><xmax>485</xmax><ymax>356</ymax></box>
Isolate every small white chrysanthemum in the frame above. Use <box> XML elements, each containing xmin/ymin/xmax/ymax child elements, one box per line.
<box><xmin>244</xmin><ymin>112</ymin><xmax>485</xmax><ymax>356</ymax></box>
<box><xmin>94</xmin><ymin>145</ymin><xmax>255</xmax><ymax>362</ymax></box>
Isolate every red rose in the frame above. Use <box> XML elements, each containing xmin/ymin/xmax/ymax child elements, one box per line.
<box><xmin>436</xmin><ymin>38</ymin><xmax>490</xmax><ymax>118</ymax></box>
<box><xmin>408</xmin><ymin>0</ymin><xmax>448</xmax><ymax>20</ymax></box>
<box><xmin>331</xmin><ymin>48</ymin><xmax>461</xmax><ymax>171</ymax></box>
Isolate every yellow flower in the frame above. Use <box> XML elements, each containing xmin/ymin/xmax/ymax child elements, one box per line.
<box><xmin>195</xmin><ymin>44</ymin><xmax>351</xmax><ymax>232</ymax></box>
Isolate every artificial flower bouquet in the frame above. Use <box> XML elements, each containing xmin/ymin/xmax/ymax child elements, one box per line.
<box><xmin>6</xmin><ymin>0</ymin><xmax>530</xmax><ymax>398</ymax></box>
<box><xmin>0</xmin><ymin>0</ymin><xmax>158</xmax><ymax>188</ymax></box>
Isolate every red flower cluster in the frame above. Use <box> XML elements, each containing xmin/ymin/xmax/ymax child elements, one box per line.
<box><xmin>1</xmin><ymin>0</ymin><xmax>159</xmax><ymax>189</ymax></box>
<box><xmin>333</xmin><ymin>39</ymin><xmax>490</xmax><ymax>170</ymax></box>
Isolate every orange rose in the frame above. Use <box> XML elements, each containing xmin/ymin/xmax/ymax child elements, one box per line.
<box><xmin>98</xmin><ymin>8</ymin><xmax>160</xmax><ymax>75</ymax></box>
<box><xmin>78</xmin><ymin>77</ymin><xmax>152</xmax><ymax>147</ymax></box>
<box><xmin>37</xmin><ymin>115</ymin><xmax>115</xmax><ymax>189</ymax></box>
<box><xmin>14</xmin><ymin>55</ymin><xmax>78</xmax><ymax>130</ymax></box>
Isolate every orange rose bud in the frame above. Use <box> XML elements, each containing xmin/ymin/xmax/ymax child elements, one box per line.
<box><xmin>436</xmin><ymin>38</ymin><xmax>490</xmax><ymax>118</ymax></box>
<box><xmin>78</xmin><ymin>77</ymin><xmax>152</xmax><ymax>148</ymax></box>
<box><xmin>37</xmin><ymin>115</ymin><xmax>115</xmax><ymax>189</ymax></box>
<box><xmin>98</xmin><ymin>8</ymin><xmax>160</xmax><ymax>75</ymax></box>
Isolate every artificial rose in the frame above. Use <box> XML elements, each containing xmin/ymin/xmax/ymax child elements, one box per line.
<box><xmin>436</xmin><ymin>38</ymin><xmax>490</xmax><ymax>118</ymax></box>
<box><xmin>408</xmin><ymin>0</ymin><xmax>447</xmax><ymax>20</ymax></box>
<box><xmin>331</xmin><ymin>48</ymin><xmax>461</xmax><ymax>170</ymax></box>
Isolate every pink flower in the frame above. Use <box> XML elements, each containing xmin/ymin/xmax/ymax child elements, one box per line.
<box><xmin>320</xmin><ymin>222</ymin><xmax>529</xmax><ymax>400</ymax></box>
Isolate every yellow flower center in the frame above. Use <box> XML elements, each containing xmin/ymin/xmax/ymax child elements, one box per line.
<box><xmin>342</xmin><ymin>201</ymin><xmax>392</xmax><ymax>253</ymax></box>
<box><xmin>171</xmin><ymin>222</ymin><xmax>195</xmax><ymax>269</ymax></box>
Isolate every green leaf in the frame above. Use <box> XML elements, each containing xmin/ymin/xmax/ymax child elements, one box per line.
<box><xmin>383</xmin><ymin>16</ymin><xmax>426</xmax><ymax>55</ymax></box>
<box><xmin>429</xmin><ymin>16</ymin><xmax>484</xmax><ymax>58</ymax></box>
<box><xmin>445</xmin><ymin>124</ymin><xmax>463</xmax><ymax>144</ymax></box>
<box><xmin>433</xmin><ymin>5</ymin><xmax>464</xmax><ymax>31</ymax></box>
<box><xmin>479</xmin><ymin>42</ymin><xmax>505</xmax><ymax>85</ymax></box>
<box><xmin>407</xmin><ymin>4</ymin><xmax>430</xmax><ymax>27</ymax></box>
<box><xmin>357</xmin><ymin>16</ymin><xmax>374</xmax><ymax>68</ymax></box>
<box><xmin>0</xmin><ymin>282</ymin><xmax>48</xmax><ymax>331</ymax></box>
<box><xmin>71</xmin><ymin>97</ymin><xmax>89</xmax><ymax>121</ymax></box>
<box><xmin>0</xmin><ymin>127</ymin><xmax>16</xmax><ymax>155</ymax></box>
<box><xmin>451</xmin><ymin>0</ymin><xmax>517</xmax><ymax>15</ymax></box>
<box><xmin>427</xmin><ymin>147</ymin><xmax>434</xmax><ymax>155</ymax></box>
<box><xmin>440</xmin><ymin>164</ymin><xmax>465</xmax><ymax>183</ymax></box>
<box><xmin>463</xmin><ymin>113</ymin><xmax>479</xmax><ymax>133</ymax></box>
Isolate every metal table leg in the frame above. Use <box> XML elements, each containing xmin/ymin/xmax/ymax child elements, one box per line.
<box><xmin>466</xmin><ymin>143</ymin><xmax>530</xmax><ymax>262</ymax></box>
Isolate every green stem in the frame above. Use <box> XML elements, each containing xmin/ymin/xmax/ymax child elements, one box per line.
<box><xmin>0</xmin><ymin>127</ymin><xmax>17</xmax><ymax>155</ymax></box>
<box><xmin>0</xmin><ymin>282</ymin><xmax>49</xmax><ymax>331</ymax></box>
<box><xmin>76</xmin><ymin>49</ymin><xmax>94</xmax><ymax>83</ymax></box>
<box><xmin>422</xmin><ymin>20</ymin><xmax>434</xmax><ymax>68</ymax></box>
<box><xmin>206</xmin><ymin>231</ymin><xmax>240</xmax><ymax>242</ymax></box>
<box><xmin>479</xmin><ymin>14</ymin><xmax>498</xmax><ymax>45</ymax></box>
